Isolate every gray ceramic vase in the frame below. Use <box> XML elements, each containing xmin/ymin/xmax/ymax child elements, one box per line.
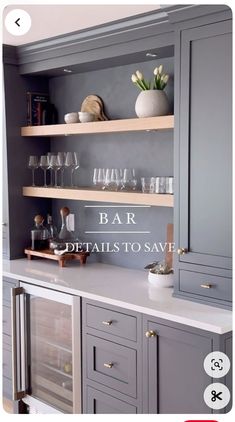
<box><xmin>135</xmin><ymin>89</ymin><xmax>170</xmax><ymax>118</ymax></box>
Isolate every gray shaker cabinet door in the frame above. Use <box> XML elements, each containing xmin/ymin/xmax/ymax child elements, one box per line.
<box><xmin>178</xmin><ymin>20</ymin><xmax>232</xmax><ymax>270</ymax></box>
<box><xmin>143</xmin><ymin>319</ymin><xmax>212</xmax><ymax>414</ymax></box>
<box><xmin>86</xmin><ymin>386</ymin><xmax>137</xmax><ymax>414</ymax></box>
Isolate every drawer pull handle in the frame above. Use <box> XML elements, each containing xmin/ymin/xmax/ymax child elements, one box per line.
<box><xmin>145</xmin><ymin>330</ymin><xmax>157</xmax><ymax>338</ymax></box>
<box><xmin>102</xmin><ymin>320</ymin><xmax>112</xmax><ymax>326</ymax></box>
<box><xmin>103</xmin><ymin>362</ymin><xmax>113</xmax><ymax>369</ymax></box>
<box><xmin>177</xmin><ymin>248</ymin><xmax>187</xmax><ymax>255</ymax></box>
<box><xmin>200</xmin><ymin>283</ymin><xmax>212</xmax><ymax>289</ymax></box>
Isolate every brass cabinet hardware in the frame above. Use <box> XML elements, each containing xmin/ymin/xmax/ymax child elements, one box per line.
<box><xmin>200</xmin><ymin>283</ymin><xmax>212</xmax><ymax>289</ymax></box>
<box><xmin>145</xmin><ymin>330</ymin><xmax>157</xmax><ymax>338</ymax></box>
<box><xmin>103</xmin><ymin>362</ymin><xmax>113</xmax><ymax>369</ymax></box>
<box><xmin>177</xmin><ymin>248</ymin><xmax>187</xmax><ymax>255</ymax></box>
<box><xmin>102</xmin><ymin>320</ymin><xmax>112</xmax><ymax>326</ymax></box>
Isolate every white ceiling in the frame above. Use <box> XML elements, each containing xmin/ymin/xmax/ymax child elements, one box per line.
<box><xmin>3</xmin><ymin>5</ymin><xmax>160</xmax><ymax>46</ymax></box>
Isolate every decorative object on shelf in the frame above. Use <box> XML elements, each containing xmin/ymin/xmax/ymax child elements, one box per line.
<box><xmin>64</xmin><ymin>112</ymin><xmax>79</xmax><ymax>124</ymax></box>
<box><xmin>27</xmin><ymin>92</ymin><xmax>49</xmax><ymax>126</ymax></box>
<box><xmin>131</xmin><ymin>66</ymin><xmax>170</xmax><ymax>117</ymax></box>
<box><xmin>24</xmin><ymin>247</ymin><xmax>90</xmax><ymax>268</ymax></box>
<box><xmin>81</xmin><ymin>95</ymin><xmax>108</xmax><ymax>121</ymax></box>
<box><xmin>58</xmin><ymin>206</ymin><xmax>74</xmax><ymax>241</ymax></box>
<box><xmin>145</xmin><ymin>261</ymin><xmax>173</xmax><ymax>288</ymax></box>
<box><xmin>42</xmin><ymin>103</ymin><xmax>58</xmax><ymax>125</ymax></box>
<box><xmin>31</xmin><ymin>215</ymin><xmax>49</xmax><ymax>251</ymax></box>
<box><xmin>47</xmin><ymin>214</ymin><xmax>58</xmax><ymax>240</ymax></box>
<box><xmin>78</xmin><ymin>111</ymin><xmax>95</xmax><ymax>123</ymax></box>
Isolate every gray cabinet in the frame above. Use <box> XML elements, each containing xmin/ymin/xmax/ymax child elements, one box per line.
<box><xmin>174</xmin><ymin>19</ymin><xmax>232</xmax><ymax>308</ymax></box>
<box><xmin>143</xmin><ymin>315</ymin><xmax>232</xmax><ymax>414</ymax></box>
<box><xmin>86</xmin><ymin>386</ymin><xmax>137</xmax><ymax>414</ymax></box>
<box><xmin>82</xmin><ymin>299</ymin><xmax>142</xmax><ymax>413</ymax></box>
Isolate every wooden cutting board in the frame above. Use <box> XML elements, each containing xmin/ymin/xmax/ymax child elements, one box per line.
<box><xmin>81</xmin><ymin>95</ymin><xmax>108</xmax><ymax>121</ymax></box>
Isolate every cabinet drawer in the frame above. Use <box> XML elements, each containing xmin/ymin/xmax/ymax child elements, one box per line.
<box><xmin>86</xmin><ymin>303</ymin><xmax>137</xmax><ymax>341</ymax></box>
<box><xmin>3</xmin><ymin>305</ymin><xmax>11</xmax><ymax>335</ymax></box>
<box><xmin>86</xmin><ymin>335</ymin><xmax>137</xmax><ymax>398</ymax></box>
<box><xmin>86</xmin><ymin>386</ymin><xmax>137</xmax><ymax>414</ymax></box>
<box><xmin>179</xmin><ymin>270</ymin><xmax>232</xmax><ymax>301</ymax></box>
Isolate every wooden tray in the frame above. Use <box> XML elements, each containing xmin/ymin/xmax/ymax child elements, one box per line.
<box><xmin>25</xmin><ymin>248</ymin><xmax>90</xmax><ymax>268</ymax></box>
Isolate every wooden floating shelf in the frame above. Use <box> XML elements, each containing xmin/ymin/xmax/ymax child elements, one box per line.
<box><xmin>21</xmin><ymin>116</ymin><xmax>174</xmax><ymax>137</ymax></box>
<box><xmin>23</xmin><ymin>187</ymin><xmax>174</xmax><ymax>207</ymax></box>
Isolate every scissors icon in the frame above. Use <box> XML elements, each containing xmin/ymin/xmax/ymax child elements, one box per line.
<box><xmin>211</xmin><ymin>390</ymin><xmax>223</xmax><ymax>402</ymax></box>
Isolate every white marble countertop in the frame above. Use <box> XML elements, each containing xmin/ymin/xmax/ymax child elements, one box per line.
<box><xmin>3</xmin><ymin>258</ymin><xmax>232</xmax><ymax>334</ymax></box>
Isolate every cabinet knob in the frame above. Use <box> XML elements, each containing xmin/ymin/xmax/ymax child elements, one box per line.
<box><xmin>200</xmin><ymin>283</ymin><xmax>212</xmax><ymax>289</ymax></box>
<box><xmin>102</xmin><ymin>320</ymin><xmax>112</xmax><ymax>326</ymax></box>
<box><xmin>103</xmin><ymin>362</ymin><xmax>113</xmax><ymax>369</ymax></box>
<box><xmin>145</xmin><ymin>330</ymin><xmax>157</xmax><ymax>338</ymax></box>
<box><xmin>177</xmin><ymin>248</ymin><xmax>187</xmax><ymax>255</ymax></box>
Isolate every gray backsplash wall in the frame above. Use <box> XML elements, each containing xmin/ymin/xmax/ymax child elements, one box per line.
<box><xmin>49</xmin><ymin>57</ymin><xmax>174</xmax><ymax>269</ymax></box>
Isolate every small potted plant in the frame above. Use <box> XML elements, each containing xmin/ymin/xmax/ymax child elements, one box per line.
<box><xmin>131</xmin><ymin>65</ymin><xmax>170</xmax><ymax>118</ymax></box>
<box><xmin>145</xmin><ymin>260</ymin><xmax>173</xmax><ymax>288</ymax></box>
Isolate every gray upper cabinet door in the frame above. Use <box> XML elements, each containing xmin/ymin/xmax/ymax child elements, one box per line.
<box><xmin>143</xmin><ymin>318</ymin><xmax>212</xmax><ymax>414</ymax></box>
<box><xmin>177</xmin><ymin>20</ymin><xmax>232</xmax><ymax>270</ymax></box>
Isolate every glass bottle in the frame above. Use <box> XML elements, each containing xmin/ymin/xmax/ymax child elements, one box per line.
<box><xmin>58</xmin><ymin>207</ymin><xmax>73</xmax><ymax>241</ymax></box>
<box><xmin>47</xmin><ymin>214</ymin><xmax>58</xmax><ymax>240</ymax></box>
<box><xmin>31</xmin><ymin>215</ymin><xmax>49</xmax><ymax>250</ymax></box>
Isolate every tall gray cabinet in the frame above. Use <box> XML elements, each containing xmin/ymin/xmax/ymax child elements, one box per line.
<box><xmin>174</xmin><ymin>17</ymin><xmax>232</xmax><ymax>309</ymax></box>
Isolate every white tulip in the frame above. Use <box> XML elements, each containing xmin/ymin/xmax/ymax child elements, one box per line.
<box><xmin>153</xmin><ymin>67</ymin><xmax>158</xmax><ymax>75</ymax></box>
<box><xmin>131</xmin><ymin>74</ymin><xmax>138</xmax><ymax>83</ymax></box>
<box><xmin>136</xmin><ymin>70</ymin><xmax>144</xmax><ymax>80</ymax></box>
<box><xmin>163</xmin><ymin>74</ymin><xmax>169</xmax><ymax>83</ymax></box>
<box><xmin>158</xmin><ymin>64</ymin><xmax>163</xmax><ymax>74</ymax></box>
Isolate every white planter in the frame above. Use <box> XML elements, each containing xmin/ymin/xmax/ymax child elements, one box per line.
<box><xmin>148</xmin><ymin>271</ymin><xmax>173</xmax><ymax>288</ymax></box>
<box><xmin>135</xmin><ymin>90</ymin><xmax>170</xmax><ymax>118</ymax></box>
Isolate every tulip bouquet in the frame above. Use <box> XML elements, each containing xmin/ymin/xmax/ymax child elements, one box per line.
<box><xmin>131</xmin><ymin>65</ymin><xmax>169</xmax><ymax>91</ymax></box>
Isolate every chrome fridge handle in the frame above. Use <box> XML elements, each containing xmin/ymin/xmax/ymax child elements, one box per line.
<box><xmin>11</xmin><ymin>287</ymin><xmax>26</xmax><ymax>400</ymax></box>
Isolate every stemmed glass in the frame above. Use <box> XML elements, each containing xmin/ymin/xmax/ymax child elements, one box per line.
<box><xmin>49</xmin><ymin>155</ymin><xmax>61</xmax><ymax>188</ymax></box>
<box><xmin>47</xmin><ymin>152</ymin><xmax>56</xmax><ymax>186</ymax></box>
<box><xmin>28</xmin><ymin>155</ymin><xmax>38</xmax><ymax>186</ymax></box>
<box><xmin>65</xmin><ymin>152</ymin><xmax>80</xmax><ymax>187</ymax></box>
<box><xmin>39</xmin><ymin>155</ymin><xmax>50</xmax><ymax>187</ymax></box>
<box><xmin>57</xmin><ymin>152</ymin><xmax>66</xmax><ymax>187</ymax></box>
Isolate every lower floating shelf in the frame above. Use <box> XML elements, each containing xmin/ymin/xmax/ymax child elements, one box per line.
<box><xmin>23</xmin><ymin>186</ymin><xmax>174</xmax><ymax>207</ymax></box>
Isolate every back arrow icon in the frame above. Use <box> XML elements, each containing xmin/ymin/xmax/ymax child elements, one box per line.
<box><xmin>15</xmin><ymin>18</ymin><xmax>20</xmax><ymax>27</ymax></box>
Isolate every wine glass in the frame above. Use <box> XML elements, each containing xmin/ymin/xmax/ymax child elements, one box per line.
<box><xmin>28</xmin><ymin>155</ymin><xmax>38</xmax><ymax>186</ymax></box>
<box><xmin>65</xmin><ymin>152</ymin><xmax>80</xmax><ymax>187</ymax></box>
<box><xmin>57</xmin><ymin>152</ymin><xmax>66</xmax><ymax>187</ymax></box>
<box><xmin>39</xmin><ymin>155</ymin><xmax>50</xmax><ymax>187</ymax></box>
<box><xmin>47</xmin><ymin>152</ymin><xmax>56</xmax><ymax>186</ymax></box>
<box><xmin>49</xmin><ymin>155</ymin><xmax>61</xmax><ymax>187</ymax></box>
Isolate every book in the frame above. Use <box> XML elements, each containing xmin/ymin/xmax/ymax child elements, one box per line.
<box><xmin>27</xmin><ymin>92</ymin><xmax>50</xmax><ymax>126</ymax></box>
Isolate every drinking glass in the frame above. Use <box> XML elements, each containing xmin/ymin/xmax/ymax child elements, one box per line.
<box><xmin>165</xmin><ymin>177</ymin><xmax>174</xmax><ymax>194</ymax></box>
<box><xmin>93</xmin><ymin>168</ymin><xmax>105</xmax><ymax>189</ymax></box>
<box><xmin>57</xmin><ymin>152</ymin><xmax>66</xmax><ymax>187</ymax></box>
<box><xmin>65</xmin><ymin>152</ymin><xmax>80</xmax><ymax>187</ymax></box>
<box><xmin>39</xmin><ymin>155</ymin><xmax>50</xmax><ymax>187</ymax></box>
<box><xmin>155</xmin><ymin>177</ymin><xmax>166</xmax><ymax>194</ymax></box>
<box><xmin>72</xmin><ymin>152</ymin><xmax>80</xmax><ymax>187</ymax></box>
<box><xmin>121</xmin><ymin>168</ymin><xmax>137</xmax><ymax>191</ymax></box>
<box><xmin>49</xmin><ymin>155</ymin><xmax>61</xmax><ymax>187</ymax></box>
<box><xmin>28</xmin><ymin>155</ymin><xmax>39</xmax><ymax>186</ymax></box>
<box><xmin>47</xmin><ymin>152</ymin><xmax>56</xmax><ymax>186</ymax></box>
<box><xmin>141</xmin><ymin>177</ymin><xmax>155</xmax><ymax>193</ymax></box>
<box><xmin>103</xmin><ymin>168</ymin><xmax>119</xmax><ymax>191</ymax></box>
